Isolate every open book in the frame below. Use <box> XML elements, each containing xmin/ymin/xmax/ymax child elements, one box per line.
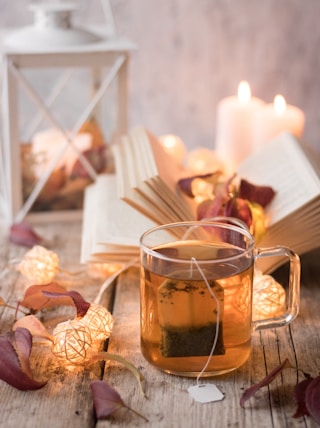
<box><xmin>81</xmin><ymin>128</ymin><xmax>320</xmax><ymax>272</ymax></box>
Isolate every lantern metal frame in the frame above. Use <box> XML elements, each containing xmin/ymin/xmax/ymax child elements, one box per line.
<box><xmin>0</xmin><ymin>26</ymin><xmax>135</xmax><ymax>224</ymax></box>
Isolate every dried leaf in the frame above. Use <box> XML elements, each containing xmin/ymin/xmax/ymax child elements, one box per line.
<box><xmin>18</xmin><ymin>282</ymin><xmax>72</xmax><ymax>312</ymax></box>
<box><xmin>9</xmin><ymin>222</ymin><xmax>42</xmax><ymax>247</ymax></box>
<box><xmin>293</xmin><ymin>377</ymin><xmax>313</xmax><ymax>418</ymax></box>
<box><xmin>240</xmin><ymin>358</ymin><xmax>293</xmax><ymax>407</ymax></box>
<box><xmin>88</xmin><ymin>351</ymin><xmax>145</xmax><ymax>396</ymax></box>
<box><xmin>239</xmin><ymin>179</ymin><xmax>276</xmax><ymax>208</ymax></box>
<box><xmin>0</xmin><ymin>297</ymin><xmax>6</xmax><ymax>306</ymax></box>
<box><xmin>13</xmin><ymin>315</ymin><xmax>53</xmax><ymax>342</ymax></box>
<box><xmin>91</xmin><ymin>380</ymin><xmax>125</xmax><ymax>419</ymax></box>
<box><xmin>305</xmin><ymin>375</ymin><xmax>320</xmax><ymax>424</ymax></box>
<box><xmin>91</xmin><ymin>380</ymin><xmax>148</xmax><ymax>422</ymax></box>
<box><xmin>0</xmin><ymin>328</ymin><xmax>47</xmax><ymax>390</ymax></box>
<box><xmin>42</xmin><ymin>290</ymin><xmax>90</xmax><ymax>317</ymax></box>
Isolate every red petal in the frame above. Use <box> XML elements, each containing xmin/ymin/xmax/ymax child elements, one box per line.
<box><xmin>224</xmin><ymin>197</ymin><xmax>252</xmax><ymax>228</ymax></box>
<box><xmin>42</xmin><ymin>290</ymin><xmax>90</xmax><ymax>317</ymax></box>
<box><xmin>9</xmin><ymin>222</ymin><xmax>42</xmax><ymax>247</ymax></box>
<box><xmin>240</xmin><ymin>359</ymin><xmax>292</xmax><ymax>407</ymax></box>
<box><xmin>91</xmin><ymin>380</ymin><xmax>124</xmax><ymax>419</ymax></box>
<box><xmin>293</xmin><ymin>377</ymin><xmax>313</xmax><ymax>418</ymax></box>
<box><xmin>239</xmin><ymin>179</ymin><xmax>276</xmax><ymax>208</ymax></box>
<box><xmin>0</xmin><ymin>328</ymin><xmax>47</xmax><ymax>390</ymax></box>
<box><xmin>197</xmin><ymin>197</ymin><xmax>224</xmax><ymax>220</ymax></box>
<box><xmin>19</xmin><ymin>282</ymin><xmax>72</xmax><ymax>312</ymax></box>
<box><xmin>305</xmin><ymin>375</ymin><xmax>320</xmax><ymax>424</ymax></box>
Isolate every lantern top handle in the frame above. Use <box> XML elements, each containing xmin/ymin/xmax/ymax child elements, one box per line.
<box><xmin>2</xmin><ymin>1</ymin><xmax>119</xmax><ymax>51</ymax></box>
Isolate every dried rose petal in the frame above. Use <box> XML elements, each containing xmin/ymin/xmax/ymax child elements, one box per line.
<box><xmin>42</xmin><ymin>290</ymin><xmax>91</xmax><ymax>317</ymax></box>
<box><xmin>239</xmin><ymin>179</ymin><xmax>276</xmax><ymax>208</ymax></box>
<box><xmin>91</xmin><ymin>380</ymin><xmax>125</xmax><ymax>419</ymax></box>
<box><xmin>240</xmin><ymin>358</ymin><xmax>293</xmax><ymax>407</ymax></box>
<box><xmin>225</xmin><ymin>197</ymin><xmax>253</xmax><ymax>229</ymax></box>
<box><xmin>0</xmin><ymin>328</ymin><xmax>47</xmax><ymax>390</ymax></box>
<box><xmin>305</xmin><ymin>375</ymin><xmax>320</xmax><ymax>424</ymax></box>
<box><xmin>13</xmin><ymin>315</ymin><xmax>52</xmax><ymax>341</ymax></box>
<box><xmin>18</xmin><ymin>282</ymin><xmax>72</xmax><ymax>312</ymax></box>
<box><xmin>9</xmin><ymin>222</ymin><xmax>42</xmax><ymax>247</ymax></box>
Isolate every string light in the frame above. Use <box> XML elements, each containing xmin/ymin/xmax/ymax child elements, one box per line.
<box><xmin>253</xmin><ymin>271</ymin><xmax>286</xmax><ymax>320</ymax></box>
<box><xmin>51</xmin><ymin>304</ymin><xmax>114</xmax><ymax>365</ymax></box>
<box><xmin>17</xmin><ymin>245</ymin><xmax>59</xmax><ymax>283</ymax></box>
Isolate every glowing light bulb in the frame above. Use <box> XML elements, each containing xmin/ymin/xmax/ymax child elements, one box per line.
<box><xmin>237</xmin><ymin>80</ymin><xmax>251</xmax><ymax>104</ymax></box>
<box><xmin>159</xmin><ymin>134</ymin><xmax>186</xmax><ymax>164</ymax></box>
<box><xmin>17</xmin><ymin>245</ymin><xmax>60</xmax><ymax>284</ymax></box>
<box><xmin>274</xmin><ymin>94</ymin><xmax>286</xmax><ymax>114</ymax></box>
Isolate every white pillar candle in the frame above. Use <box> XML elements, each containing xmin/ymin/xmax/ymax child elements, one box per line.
<box><xmin>215</xmin><ymin>81</ymin><xmax>265</xmax><ymax>171</ymax></box>
<box><xmin>252</xmin><ymin>94</ymin><xmax>305</xmax><ymax>150</ymax></box>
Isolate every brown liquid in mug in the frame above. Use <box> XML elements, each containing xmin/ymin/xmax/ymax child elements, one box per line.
<box><xmin>140</xmin><ymin>240</ymin><xmax>253</xmax><ymax>376</ymax></box>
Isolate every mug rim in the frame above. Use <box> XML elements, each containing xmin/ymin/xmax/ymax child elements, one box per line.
<box><xmin>140</xmin><ymin>220</ymin><xmax>255</xmax><ymax>265</ymax></box>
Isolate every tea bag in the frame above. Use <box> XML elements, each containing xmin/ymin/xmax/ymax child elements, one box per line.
<box><xmin>158</xmin><ymin>276</ymin><xmax>225</xmax><ymax>358</ymax></box>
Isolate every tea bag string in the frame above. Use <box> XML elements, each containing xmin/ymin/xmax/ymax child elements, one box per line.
<box><xmin>191</xmin><ymin>257</ymin><xmax>221</xmax><ymax>385</ymax></box>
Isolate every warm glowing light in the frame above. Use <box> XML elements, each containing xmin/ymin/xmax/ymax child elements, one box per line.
<box><xmin>186</xmin><ymin>148</ymin><xmax>224</xmax><ymax>174</ymax></box>
<box><xmin>17</xmin><ymin>245</ymin><xmax>60</xmax><ymax>283</ymax></box>
<box><xmin>252</xmin><ymin>271</ymin><xmax>286</xmax><ymax>320</ymax></box>
<box><xmin>51</xmin><ymin>304</ymin><xmax>114</xmax><ymax>365</ymax></box>
<box><xmin>237</xmin><ymin>80</ymin><xmax>251</xmax><ymax>104</ymax></box>
<box><xmin>274</xmin><ymin>94</ymin><xmax>286</xmax><ymax>114</ymax></box>
<box><xmin>52</xmin><ymin>320</ymin><xmax>92</xmax><ymax>365</ymax></box>
<box><xmin>191</xmin><ymin>178</ymin><xmax>214</xmax><ymax>204</ymax></box>
<box><xmin>159</xmin><ymin>134</ymin><xmax>186</xmax><ymax>164</ymax></box>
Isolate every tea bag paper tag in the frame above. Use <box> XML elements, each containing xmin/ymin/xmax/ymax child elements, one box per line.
<box><xmin>188</xmin><ymin>384</ymin><xmax>224</xmax><ymax>403</ymax></box>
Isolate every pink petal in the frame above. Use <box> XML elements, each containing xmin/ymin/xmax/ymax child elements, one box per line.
<box><xmin>91</xmin><ymin>380</ymin><xmax>124</xmax><ymax>419</ymax></box>
<box><xmin>9</xmin><ymin>222</ymin><xmax>42</xmax><ymax>247</ymax></box>
<box><xmin>0</xmin><ymin>328</ymin><xmax>47</xmax><ymax>390</ymax></box>
<box><xmin>13</xmin><ymin>315</ymin><xmax>53</xmax><ymax>341</ymax></box>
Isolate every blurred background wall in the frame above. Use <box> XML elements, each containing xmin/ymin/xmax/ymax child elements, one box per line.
<box><xmin>1</xmin><ymin>0</ymin><xmax>319</xmax><ymax>154</ymax></box>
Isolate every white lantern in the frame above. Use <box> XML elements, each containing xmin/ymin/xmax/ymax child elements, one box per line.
<box><xmin>0</xmin><ymin>1</ymin><xmax>135</xmax><ymax>224</ymax></box>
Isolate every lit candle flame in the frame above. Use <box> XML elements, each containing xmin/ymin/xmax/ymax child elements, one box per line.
<box><xmin>274</xmin><ymin>94</ymin><xmax>286</xmax><ymax>114</ymax></box>
<box><xmin>237</xmin><ymin>81</ymin><xmax>251</xmax><ymax>104</ymax></box>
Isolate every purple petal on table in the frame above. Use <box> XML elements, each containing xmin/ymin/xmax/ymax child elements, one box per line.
<box><xmin>293</xmin><ymin>377</ymin><xmax>313</xmax><ymax>418</ymax></box>
<box><xmin>42</xmin><ymin>290</ymin><xmax>91</xmax><ymax>317</ymax></box>
<box><xmin>91</xmin><ymin>380</ymin><xmax>125</xmax><ymax>419</ymax></box>
<box><xmin>305</xmin><ymin>375</ymin><xmax>320</xmax><ymax>424</ymax></box>
<box><xmin>240</xmin><ymin>358</ymin><xmax>292</xmax><ymax>407</ymax></box>
<box><xmin>0</xmin><ymin>328</ymin><xmax>47</xmax><ymax>390</ymax></box>
<box><xmin>239</xmin><ymin>179</ymin><xmax>276</xmax><ymax>208</ymax></box>
<box><xmin>9</xmin><ymin>222</ymin><xmax>42</xmax><ymax>247</ymax></box>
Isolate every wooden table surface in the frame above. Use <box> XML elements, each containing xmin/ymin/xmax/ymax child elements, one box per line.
<box><xmin>0</xmin><ymin>219</ymin><xmax>319</xmax><ymax>428</ymax></box>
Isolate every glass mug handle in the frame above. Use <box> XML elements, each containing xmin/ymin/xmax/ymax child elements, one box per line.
<box><xmin>253</xmin><ymin>246</ymin><xmax>301</xmax><ymax>331</ymax></box>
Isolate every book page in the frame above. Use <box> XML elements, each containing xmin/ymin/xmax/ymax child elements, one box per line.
<box><xmin>237</xmin><ymin>132</ymin><xmax>320</xmax><ymax>225</ymax></box>
<box><xmin>81</xmin><ymin>174</ymin><xmax>155</xmax><ymax>263</ymax></box>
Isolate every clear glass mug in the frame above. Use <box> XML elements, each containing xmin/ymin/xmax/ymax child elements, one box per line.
<box><xmin>139</xmin><ymin>221</ymin><xmax>300</xmax><ymax>377</ymax></box>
